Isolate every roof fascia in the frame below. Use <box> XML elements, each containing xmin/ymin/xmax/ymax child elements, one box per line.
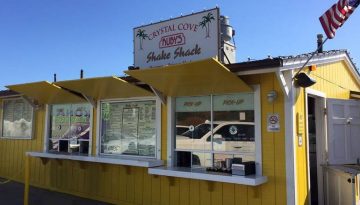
<box><xmin>235</xmin><ymin>52</ymin><xmax>360</xmax><ymax>86</ymax></box>
<box><xmin>236</xmin><ymin>67</ymin><xmax>279</xmax><ymax>76</ymax></box>
<box><xmin>280</xmin><ymin>52</ymin><xmax>360</xmax><ymax>84</ymax></box>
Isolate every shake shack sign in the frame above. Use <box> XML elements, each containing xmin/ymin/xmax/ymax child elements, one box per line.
<box><xmin>134</xmin><ymin>8</ymin><xmax>220</xmax><ymax>68</ymax></box>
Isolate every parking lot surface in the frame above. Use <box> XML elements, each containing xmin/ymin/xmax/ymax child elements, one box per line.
<box><xmin>0</xmin><ymin>179</ymin><xmax>111</xmax><ymax>205</ymax></box>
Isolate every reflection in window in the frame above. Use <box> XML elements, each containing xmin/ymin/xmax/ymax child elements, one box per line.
<box><xmin>175</xmin><ymin>96</ymin><xmax>211</xmax><ymax>152</ymax></box>
<box><xmin>100</xmin><ymin>100</ymin><xmax>157</xmax><ymax>158</ymax></box>
<box><xmin>1</xmin><ymin>98</ymin><xmax>33</xmax><ymax>138</ymax></box>
<box><xmin>48</xmin><ymin>103</ymin><xmax>91</xmax><ymax>155</ymax></box>
<box><xmin>181</xmin><ymin>123</ymin><xmax>212</xmax><ymax>139</ymax></box>
<box><xmin>175</xmin><ymin>93</ymin><xmax>255</xmax><ymax>169</ymax></box>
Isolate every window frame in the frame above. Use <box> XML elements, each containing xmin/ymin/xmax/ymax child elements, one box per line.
<box><xmin>43</xmin><ymin>103</ymin><xmax>94</xmax><ymax>156</ymax></box>
<box><xmin>167</xmin><ymin>85</ymin><xmax>262</xmax><ymax>175</ymax></box>
<box><xmin>0</xmin><ymin>97</ymin><xmax>35</xmax><ymax>140</ymax></box>
<box><xmin>96</xmin><ymin>96</ymin><xmax>162</xmax><ymax>160</ymax></box>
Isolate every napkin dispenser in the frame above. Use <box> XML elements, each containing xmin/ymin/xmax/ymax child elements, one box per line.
<box><xmin>231</xmin><ymin>161</ymin><xmax>255</xmax><ymax>176</ymax></box>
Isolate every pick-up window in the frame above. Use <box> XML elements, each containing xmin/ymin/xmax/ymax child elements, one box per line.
<box><xmin>175</xmin><ymin>93</ymin><xmax>255</xmax><ymax>168</ymax></box>
<box><xmin>48</xmin><ymin>103</ymin><xmax>91</xmax><ymax>155</ymax></box>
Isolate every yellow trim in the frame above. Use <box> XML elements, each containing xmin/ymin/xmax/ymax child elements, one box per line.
<box><xmin>24</xmin><ymin>154</ymin><xmax>30</xmax><ymax>205</ymax></box>
<box><xmin>55</xmin><ymin>76</ymin><xmax>153</xmax><ymax>100</ymax></box>
<box><xmin>6</xmin><ymin>81</ymin><xmax>84</xmax><ymax>104</ymax></box>
<box><xmin>125</xmin><ymin>58</ymin><xmax>252</xmax><ymax>97</ymax></box>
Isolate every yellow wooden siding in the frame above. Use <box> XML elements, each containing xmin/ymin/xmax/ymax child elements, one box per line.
<box><xmin>309</xmin><ymin>61</ymin><xmax>360</xmax><ymax>98</ymax></box>
<box><xmin>295</xmin><ymin>60</ymin><xmax>360</xmax><ymax>205</ymax></box>
<box><xmin>294</xmin><ymin>88</ymin><xmax>309</xmax><ymax>205</ymax></box>
<box><xmin>0</xmin><ymin>73</ymin><xmax>287</xmax><ymax>205</ymax></box>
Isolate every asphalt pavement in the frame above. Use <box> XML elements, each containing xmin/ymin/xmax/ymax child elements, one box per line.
<box><xmin>0</xmin><ymin>178</ymin><xmax>111</xmax><ymax>205</ymax></box>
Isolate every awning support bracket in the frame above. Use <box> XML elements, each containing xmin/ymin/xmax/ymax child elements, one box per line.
<box><xmin>276</xmin><ymin>70</ymin><xmax>292</xmax><ymax>98</ymax></box>
<box><xmin>81</xmin><ymin>94</ymin><xmax>97</xmax><ymax>108</ymax></box>
<box><xmin>150</xmin><ymin>86</ymin><xmax>167</xmax><ymax>105</ymax></box>
<box><xmin>58</xmin><ymin>85</ymin><xmax>97</xmax><ymax>107</ymax></box>
<box><xmin>21</xmin><ymin>95</ymin><xmax>40</xmax><ymax>110</ymax></box>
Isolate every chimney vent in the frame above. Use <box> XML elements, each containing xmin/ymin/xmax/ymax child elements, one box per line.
<box><xmin>220</xmin><ymin>15</ymin><xmax>236</xmax><ymax>64</ymax></box>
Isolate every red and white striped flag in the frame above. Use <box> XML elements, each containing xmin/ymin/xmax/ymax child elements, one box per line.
<box><xmin>319</xmin><ymin>0</ymin><xmax>359</xmax><ymax>39</ymax></box>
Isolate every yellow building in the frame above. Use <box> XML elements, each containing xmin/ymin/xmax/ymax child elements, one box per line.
<box><xmin>0</xmin><ymin>50</ymin><xmax>359</xmax><ymax>205</ymax></box>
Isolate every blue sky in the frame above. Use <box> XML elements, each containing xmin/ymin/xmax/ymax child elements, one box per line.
<box><xmin>1</xmin><ymin>0</ymin><xmax>359</xmax><ymax>90</ymax></box>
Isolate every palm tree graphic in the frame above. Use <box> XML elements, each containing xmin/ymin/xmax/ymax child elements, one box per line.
<box><xmin>136</xmin><ymin>29</ymin><xmax>148</xmax><ymax>50</ymax></box>
<box><xmin>199</xmin><ymin>12</ymin><xmax>215</xmax><ymax>38</ymax></box>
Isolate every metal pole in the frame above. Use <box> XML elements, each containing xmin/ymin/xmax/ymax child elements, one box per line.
<box><xmin>292</xmin><ymin>37</ymin><xmax>329</xmax><ymax>80</ymax></box>
<box><xmin>23</xmin><ymin>154</ymin><xmax>30</xmax><ymax>205</ymax></box>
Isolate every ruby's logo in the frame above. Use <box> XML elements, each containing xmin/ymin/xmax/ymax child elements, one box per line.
<box><xmin>159</xmin><ymin>33</ymin><xmax>185</xmax><ymax>48</ymax></box>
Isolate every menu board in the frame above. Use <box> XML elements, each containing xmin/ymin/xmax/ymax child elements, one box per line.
<box><xmin>122</xmin><ymin>108</ymin><xmax>139</xmax><ymax>154</ymax></box>
<box><xmin>2</xmin><ymin>98</ymin><xmax>33</xmax><ymax>138</ymax></box>
<box><xmin>101</xmin><ymin>101</ymin><xmax>156</xmax><ymax>156</ymax></box>
<box><xmin>138</xmin><ymin>102</ymin><xmax>156</xmax><ymax>156</ymax></box>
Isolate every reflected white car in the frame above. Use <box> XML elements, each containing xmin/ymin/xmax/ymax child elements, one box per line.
<box><xmin>102</xmin><ymin>135</ymin><xmax>156</xmax><ymax>156</ymax></box>
<box><xmin>176</xmin><ymin>125</ymin><xmax>190</xmax><ymax>135</ymax></box>
<box><xmin>176</xmin><ymin>121</ymin><xmax>255</xmax><ymax>167</ymax></box>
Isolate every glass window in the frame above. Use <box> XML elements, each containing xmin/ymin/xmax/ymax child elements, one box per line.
<box><xmin>175</xmin><ymin>96</ymin><xmax>211</xmax><ymax>152</ymax></box>
<box><xmin>100</xmin><ymin>100</ymin><xmax>157</xmax><ymax>158</ymax></box>
<box><xmin>175</xmin><ymin>93</ymin><xmax>256</xmax><ymax>169</ymax></box>
<box><xmin>1</xmin><ymin>98</ymin><xmax>34</xmax><ymax>139</ymax></box>
<box><xmin>48</xmin><ymin>103</ymin><xmax>91</xmax><ymax>155</ymax></box>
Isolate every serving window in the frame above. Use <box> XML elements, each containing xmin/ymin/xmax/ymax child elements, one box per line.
<box><xmin>99</xmin><ymin>99</ymin><xmax>159</xmax><ymax>158</ymax></box>
<box><xmin>1</xmin><ymin>98</ymin><xmax>34</xmax><ymax>139</ymax></box>
<box><xmin>47</xmin><ymin>103</ymin><xmax>92</xmax><ymax>155</ymax></box>
<box><xmin>174</xmin><ymin>92</ymin><xmax>257</xmax><ymax>169</ymax></box>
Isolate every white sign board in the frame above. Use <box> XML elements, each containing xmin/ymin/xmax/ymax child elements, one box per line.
<box><xmin>267</xmin><ymin>113</ymin><xmax>280</xmax><ymax>132</ymax></box>
<box><xmin>134</xmin><ymin>8</ymin><xmax>220</xmax><ymax>68</ymax></box>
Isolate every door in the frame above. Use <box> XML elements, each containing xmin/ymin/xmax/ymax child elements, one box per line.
<box><xmin>306</xmin><ymin>94</ymin><xmax>327</xmax><ymax>205</ymax></box>
<box><xmin>327</xmin><ymin>99</ymin><xmax>360</xmax><ymax>165</ymax></box>
<box><xmin>323</xmin><ymin>166</ymin><xmax>355</xmax><ymax>205</ymax></box>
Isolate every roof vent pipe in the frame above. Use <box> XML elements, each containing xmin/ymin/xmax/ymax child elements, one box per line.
<box><xmin>317</xmin><ymin>34</ymin><xmax>323</xmax><ymax>53</ymax></box>
<box><xmin>80</xmin><ymin>69</ymin><xmax>84</xmax><ymax>79</ymax></box>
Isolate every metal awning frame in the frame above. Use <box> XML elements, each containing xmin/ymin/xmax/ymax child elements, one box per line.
<box><xmin>58</xmin><ymin>85</ymin><xmax>97</xmax><ymax>108</ymax></box>
<box><xmin>125</xmin><ymin>58</ymin><xmax>252</xmax><ymax>97</ymax></box>
<box><xmin>54</xmin><ymin>76</ymin><xmax>153</xmax><ymax>104</ymax></box>
<box><xmin>20</xmin><ymin>95</ymin><xmax>41</xmax><ymax>110</ymax></box>
<box><xmin>150</xmin><ymin>86</ymin><xmax>166</xmax><ymax>105</ymax></box>
<box><xmin>6</xmin><ymin>81</ymin><xmax>86</xmax><ymax>105</ymax></box>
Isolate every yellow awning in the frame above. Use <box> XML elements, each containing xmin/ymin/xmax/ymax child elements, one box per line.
<box><xmin>6</xmin><ymin>81</ymin><xmax>85</xmax><ymax>104</ymax></box>
<box><xmin>125</xmin><ymin>58</ymin><xmax>252</xmax><ymax>97</ymax></box>
<box><xmin>54</xmin><ymin>76</ymin><xmax>153</xmax><ymax>100</ymax></box>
